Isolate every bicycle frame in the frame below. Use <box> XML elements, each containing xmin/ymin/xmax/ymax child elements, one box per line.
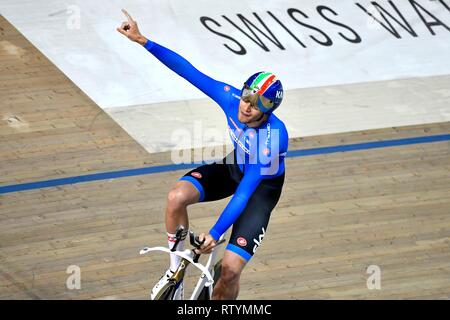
<box><xmin>140</xmin><ymin>233</ymin><xmax>225</xmax><ymax>300</ymax></box>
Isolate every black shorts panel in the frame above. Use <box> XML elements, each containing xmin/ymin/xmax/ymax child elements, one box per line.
<box><xmin>227</xmin><ymin>173</ymin><xmax>285</xmax><ymax>261</ymax></box>
<box><xmin>180</xmin><ymin>155</ymin><xmax>242</xmax><ymax>202</ymax></box>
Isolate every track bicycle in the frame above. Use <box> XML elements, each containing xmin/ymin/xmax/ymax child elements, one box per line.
<box><xmin>140</xmin><ymin>225</ymin><xmax>225</xmax><ymax>300</ymax></box>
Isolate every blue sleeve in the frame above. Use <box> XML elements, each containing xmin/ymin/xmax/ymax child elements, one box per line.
<box><xmin>209</xmin><ymin>165</ymin><xmax>262</xmax><ymax>241</ymax></box>
<box><xmin>144</xmin><ymin>39</ymin><xmax>231</xmax><ymax>112</ymax></box>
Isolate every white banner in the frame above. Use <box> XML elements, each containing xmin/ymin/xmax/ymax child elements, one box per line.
<box><xmin>1</xmin><ymin>0</ymin><xmax>449</xmax><ymax>108</ymax></box>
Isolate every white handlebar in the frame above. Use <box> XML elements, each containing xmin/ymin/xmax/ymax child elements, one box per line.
<box><xmin>140</xmin><ymin>246</ymin><xmax>214</xmax><ymax>287</ymax></box>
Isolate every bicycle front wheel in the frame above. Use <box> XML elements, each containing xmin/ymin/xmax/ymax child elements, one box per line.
<box><xmin>153</xmin><ymin>281</ymin><xmax>177</xmax><ymax>300</ymax></box>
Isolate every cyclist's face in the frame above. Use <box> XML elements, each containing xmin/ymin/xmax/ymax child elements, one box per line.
<box><xmin>238</xmin><ymin>97</ymin><xmax>263</xmax><ymax>124</ymax></box>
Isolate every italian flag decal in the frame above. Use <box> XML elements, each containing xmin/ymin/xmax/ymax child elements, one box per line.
<box><xmin>250</xmin><ymin>72</ymin><xmax>277</xmax><ymax>95</ymax></box>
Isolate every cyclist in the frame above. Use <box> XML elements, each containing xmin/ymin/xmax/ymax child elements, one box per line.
<box><xmin>117</xmin><ymin>9</ymin><xmax>288</xmax><ymax>300</ymax></box>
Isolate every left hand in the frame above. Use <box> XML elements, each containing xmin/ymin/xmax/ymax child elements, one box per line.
<box><xmin>195</xmin><ymin>233</ymin><xmax>217</xmax><ymax>254</ymax></box>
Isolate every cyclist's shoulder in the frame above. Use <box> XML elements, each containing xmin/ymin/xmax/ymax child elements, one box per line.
<box><xmin>267</xmin><ymin>114</ymin><xmax>289</xmax><ymax>141</ymax></box>
<box><xmin>227</xmin><ymin>84</ymin><xmax>241</xmax><ymax>101</ymax></box>
<box><xmin>268</xmin><ymin>113</ymin><xmax>286</xmax><ymax>127</ymax></box>
<box><xmin>216</xmin><ymin>84</ymin><xmax>240</xmax><ymax>114</ymax></box>
<box><xmin>212</xmin><ymin>80</ymin><xmax>239</xmax><ymax>95</ymax></box>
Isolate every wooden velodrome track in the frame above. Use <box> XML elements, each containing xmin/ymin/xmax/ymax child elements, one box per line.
<box><xmin>1</xmin><ymin>15</ymin><xmax>450</xmax><ymax>300</ymax></box>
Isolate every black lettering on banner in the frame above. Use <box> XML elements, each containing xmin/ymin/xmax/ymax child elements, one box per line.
<box><xmin>440</xmin><ymin>0</ymin><xmax>450</xmax><ymax>13</ymax></box>
<box><xmin>200</xmin><ymin>16</ymin><xmax>247</xmax><ymax>55</ymax></box>
<box><xmin>222</xmin><ymin>13</ymin><xmax>285</xmax><ymax>52</ymax></box>
<box><xmin>267</xmin><ymin>10</ymin><xmax>307</xmax><ymax>48</ymax></box>
<box><xmin>355</xmin><ymin>1</ymin><xmax>417</xmax><ymax>38</ymax></box>
<box><xmin>200</xmin><ymin>1</ymin><xmax>449</xmax><ymax>54</ymax></box>
<box><xmin>317</xmin><ymin>5</ymin><xmax>362</xmax><ymax>43</ymax></box>
<box><xmin>287</xmin><ymin>8</ymin><xmax>333</xmax><ymax>46</ymax></box>
<box><xmin>409</xmin><ymin>0</ymin><xmax>450</xmax><ymax>35</ymax></box>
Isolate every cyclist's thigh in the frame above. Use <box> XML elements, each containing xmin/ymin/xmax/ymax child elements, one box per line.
<box><xmin>226</xmin><ymin>173</ymin><xmax>285</xmax><ymax>262</ymax></box>
<box><xmin>179</xmin><ymin>161</ymin><xmax>239</xmax><ymax>203</ymax></box>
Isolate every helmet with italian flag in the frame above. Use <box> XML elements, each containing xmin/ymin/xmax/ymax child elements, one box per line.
<box><xmin>241</xmin><ymin>71</ymin><xmax>284</xmax><ymax>114</ymax></box>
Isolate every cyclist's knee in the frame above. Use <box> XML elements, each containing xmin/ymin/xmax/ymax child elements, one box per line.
<box><xmin>220</xmin><ymin>263</ymin><xmax>242</xmax><ymax>285</ymax></box>
<box><xmin>167</xmin><ymin>187</ymin><xmax>188</xmax><ymax>207</ymax></box>
<box><xmin>167</xmin><ymin>183</ymin><xmax>198</xmax><ymax>207</ymax></box>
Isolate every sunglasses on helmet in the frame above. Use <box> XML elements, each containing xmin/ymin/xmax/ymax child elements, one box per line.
<box><xmin>241</xmin><ymin>84</ymin><xmax>275</xmax><ymax>111</ymax></box>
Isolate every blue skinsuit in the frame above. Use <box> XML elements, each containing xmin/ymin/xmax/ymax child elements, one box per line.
<box><xmin>143</xmin><ymin>39</ymin><xmax>288</xmax><ymax>243</ymax></box>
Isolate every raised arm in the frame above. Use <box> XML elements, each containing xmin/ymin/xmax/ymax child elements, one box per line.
<box><xmin>117</xmin><ymin>9</ymin><xmax>231</xmax><ymax>109</ymax></box>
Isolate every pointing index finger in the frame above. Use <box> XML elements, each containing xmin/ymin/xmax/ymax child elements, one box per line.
<box><xmin>122</xmin><ymin>9</ymin><xmax>134</xmax><ymax>22</ymax></box>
